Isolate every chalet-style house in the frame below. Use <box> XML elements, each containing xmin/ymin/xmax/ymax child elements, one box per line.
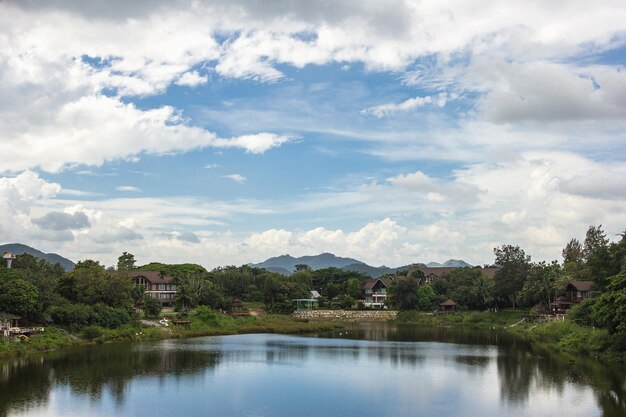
<box><xmin>551</xmin><ymin>280</ymin><xmax>594</xmax><ymax>313</ymax></box>
<box><xmin>566</xmin><ymin>281</ymin><xmax>594</xmax><ymax>303</ymax></box>
<box><xmin>363</xmin><ymin>278</ymin><xmax>393</xmax><ymax>308</ymax></box>
<box><xmin>407</xmin><ymin>267</ymin><xmax>498</xmax><ymax>285</ymax></box>
<box><xmin>361</xmin><ymin>267</ymin><xmax>499</xmax><ymax>309</ymax></box>
<box><xmin>130</xmin><ymin>271</ymin><xmax>177</xmax><ymax>306</ymax></box>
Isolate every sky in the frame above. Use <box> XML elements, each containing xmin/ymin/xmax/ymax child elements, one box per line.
<box><xmin>1</xmin><ymin>0</ymin><xmax>625</xmax><ymax>269</ymax></box>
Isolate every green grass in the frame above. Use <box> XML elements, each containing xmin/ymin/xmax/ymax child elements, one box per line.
<box><xmin>395</xmin><ymin>309</ymin><xmax>527</xmax><ymax>328</ymax></box>
<box><xmin>0</xmin><ymin>310</ymin><xmax>342</xmax><ymax>358</ymax></box>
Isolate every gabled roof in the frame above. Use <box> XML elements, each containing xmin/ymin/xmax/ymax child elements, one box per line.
<box><xmin>407</xmin><ymin>267</ymin><xmax>498</xmax><ymax>280</ymax></box>
<box><xmin>129</xmin><ymin>271</ymin><xmax>174</xmax><ymax>284</ymax></box>
<box><xmin>363</xmin><ymin>278</ymin><xmax>393</xmax><ymax>289</ymax></box>
<box><xmin>439</xmin><ymin>299</ymin><xmax>457</xmax><ymax>306</ymax></box>
<box><xmin>567</xmin><ymin>281</ymin><xmax>594</xmax><ymax>291</ymax></box>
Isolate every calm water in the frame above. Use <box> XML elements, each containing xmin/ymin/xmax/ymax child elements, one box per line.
<box><xmin>1</xmin><ymin>323</ymin><xmax>625</xmax><ymax>417</ymax></box>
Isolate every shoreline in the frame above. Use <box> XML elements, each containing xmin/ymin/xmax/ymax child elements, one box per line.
<box><xmin>0</xmin><ymin>314</ymin><xmax>344</xmax><ymax>359</ymax></box>
<box><xmin>2</xmin><ymin>309</ymin><xmax>624</xmax><ymax>366</ymax></box>
<box><xmin>393</xmin><ymin>310</ymin><xmax>626</xmax><ymax>364</ymax></box>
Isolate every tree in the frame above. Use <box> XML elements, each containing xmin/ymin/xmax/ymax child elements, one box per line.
<box><xmin>562</xmin><ymin>238</ymin><xmax>583</xmax><ymax>265</ymax></box>
<box><xmin>294</xmin><ymin>264</ymin><xmax>312</xmax><ymax>272</ymax></box>
<box><xmin>446</xmin><ymin>268</ymin><xmax>494</xmax><ymax>310</ymax></box>
<box><xmin>174</xmin><ymin>274</ymin><xmax>207</xmax><ymax>311</ymax></box>
<box><xmin>493</xmin><ymin>245</ymin><xmax>530</xmax><ymax>308</ymax></box>
<box><xmin>583</xmin><ymin>225</ymin><xmax>609</xmax><ymax>261</ymax></box>
<box><xmin>416</xmin><ymin>285</ymin><xmax>438</xmax><ymax>311</ymax></box>
<box><xmin>117</xmin><ymin>252</ymin><xmax>137</xmax><ymax>271</ymax></box>
<box><xmin>63</xmin><ymin>260</ymin><xmax>133</xmax><ymax>308</ymax></box>
<box><xmin>0</xmin><ymin>278</ymin><xmax>40</xmax><ymax>319</ymax></box>
<box><xmin>387</xmin><ymin>279</ymin><xmax>418</xmax><ymax>310</ymax></box>
<box><xmin>346</xmin><ymin>278</ymin><xmax>363</xmax><ymax>300</ymax></box>
<box><xmin>520</xmin><ymin>261</ymin><xmax>565</xmax><ymax>311</ymax></box>
<box><xmin>591</xmin><ymin>272</ymin><xmax>626</xmax><ymax>334</ymax></box>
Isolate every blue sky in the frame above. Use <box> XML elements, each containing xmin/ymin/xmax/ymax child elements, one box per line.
<box><xmin>1</xmin><ymin>1</ymin><xmax>625</xmax><ymax>268</ymax></box>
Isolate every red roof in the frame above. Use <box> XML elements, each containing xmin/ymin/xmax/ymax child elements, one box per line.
<box><xmin>129</xmin><ymin>271</ymin><xmax>174</xmax><ymax>284</ymax></box>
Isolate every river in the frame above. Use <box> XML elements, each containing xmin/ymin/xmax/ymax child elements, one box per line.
<box><xmin>1</xmin><ymin>323</ymin><xmax>624</xmax><ymax>417</ymax></box>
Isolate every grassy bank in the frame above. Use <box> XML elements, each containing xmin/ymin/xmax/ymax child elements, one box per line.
<box><xmin>395</xmin><ymin>309</ymin><xmax>625</xmax><ymax>363</ymax></box>
<box><xmin>0</xmin><ymin>313</ymin><xmax>343</xmax><ymax>358</ymax></box>
<box><xmin>395</xmin><ymin>309</ymin><xmax>527</xmax><ymax>328</ymax></box>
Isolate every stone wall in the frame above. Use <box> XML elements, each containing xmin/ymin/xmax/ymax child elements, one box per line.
<box><xmin>292</xmin><ymin>309</ymin><xmax>397</xmax><ymax>320</ymax></box>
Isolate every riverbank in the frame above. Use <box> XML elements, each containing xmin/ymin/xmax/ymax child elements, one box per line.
<box><xmin>0</xmin><ymin>313</ymin><xmax>343</xmax><ymax>358</ymax></box>
<box><xmin>395</xmin><ymin>310</ymin><xmax>626</xmax><ymax>363</ymax></box>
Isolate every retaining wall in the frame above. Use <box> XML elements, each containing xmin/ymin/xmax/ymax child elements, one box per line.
<box><xmin>292</xmin><ymin>309</ymin><xmax>397</xmax><ymax>320</ymax></box>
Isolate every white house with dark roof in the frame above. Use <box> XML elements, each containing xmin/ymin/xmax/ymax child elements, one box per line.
<box><xmin>130</xmin><ymin>271</ymin><xmax>177</xmax><ymax>305</ymax></box>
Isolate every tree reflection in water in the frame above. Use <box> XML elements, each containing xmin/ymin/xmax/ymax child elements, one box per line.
<box><xmin>0</xmin><ymin>342</ymin><xmax>221</xmax><ymax>415</ymax></box>
<box><xmin>0</xmin><ymin>323</ymin><xmax>624</xmax><ymax>417</ymax></box>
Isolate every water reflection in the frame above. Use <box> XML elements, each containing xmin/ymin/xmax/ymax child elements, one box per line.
<box><xmin>0</xmin><ymin>323</ymin><xmax>624</xmax><ymax>417</ymax></box>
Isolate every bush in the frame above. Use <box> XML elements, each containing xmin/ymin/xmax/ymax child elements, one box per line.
<box><xmin>142</xmin><ymin>296</ymin><xmax>162</xmax><ymax>318</ymax></box>
<box><xmin>195</xmin><ymin>305</ymin><xmax>218</xmax><ymax>324</ymax></box>
<box><xmin>567</xmin><ymin>298</ymin><xmax>596</xmax><ymax>326</ymax></box>
<box><xmin>49</xmin><ymin>303</ymin><xmax>131</xmax><ymax>329</ymax></box>
<box><xmin>81</xmin><ymin>325</ymin><xmax>104</xmax><ymax>340</ymax></box>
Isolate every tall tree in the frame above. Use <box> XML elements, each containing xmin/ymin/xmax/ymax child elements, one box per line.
<box><xmin>117</xmin><ymin>251</ymin><xmax>137</xmax><ymax>271</ymax></box>
<box><xmin>387</xmin><ymin>278</ymin><xmax>419</xmax><ymax>310</ymax></box>
<box><xmin>583</xmin><ymin>225</ymin><xmax>609</xmax><ymax>261</ymax></box>
<box><xmin>520</xmin><ymin>261</ymin><xmax>565</xmax><ymax>311</ymax></box>
<box><xmin>493</xmin><ymin>245</ymin><xmax>530</xmax><ymax>308</ymax></box>
<box><xmin>562</xmin><ymin>238</ymin><xmax>583</xmax><ymax>265</ymax></box>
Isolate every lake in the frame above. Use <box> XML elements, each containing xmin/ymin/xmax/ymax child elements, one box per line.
<box><xmin>1</xmin><ymin>323</ymin><xmax>625</xmax><ymax>417</ymax></box>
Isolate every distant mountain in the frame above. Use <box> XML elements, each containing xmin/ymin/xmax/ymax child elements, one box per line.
<box><xmin>427</xmin><ymin>259</ymin><xmax>473</xmax><ymax>268</ymax></box>
<box><xmin>251</xmin><ymin>253</ymin><xmax>435</xmax><ymax>277</ymax></box>
<box><xmin>250</xmin><ymin>253</ymin><xmax>366</xmax><ymax>273</ymax></box>
<box><xmin>0</xmin><ymin>243</ymin><xmax>75</xmax><ymax>271</ymax></box>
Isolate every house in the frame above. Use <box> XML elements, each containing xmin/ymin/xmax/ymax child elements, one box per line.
<box><xmin>363</xmin><ymin>278</ymin><xmax>393</xmax><ymax>308</ymax></box>
<box><xmin>310</xmin><ymin>290</ymin><xmax>321</xmax><ymax>299</ymax></box>
<box><xmin>566</xmin><ymin>281</ymin><xmax>594</xmax><ymax>303</ymax></box>
<box><xmin>439</xmin><ymin>299</ymin><xmax>457</xmax><ymax>312</ymax></box>
<box><xmin>550</xmin><ymin>280</ymin><xmax>594</xmax><ymax>314</ymax></box>
<box><xmin>0</xmin><ymin>312</ymin><xmax>20</xmax><ymax>337</ymax></box>
<box><xmin>130</xmin><ymin>271</ymin><xmax>177</xmax><ymax>306</ymax></box>
<box><xmin>406</xmin><ymin>266</ymin><xmax>499</xmax><ymax>285</ymax></box>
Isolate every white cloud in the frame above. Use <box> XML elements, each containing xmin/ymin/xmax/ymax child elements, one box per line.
<box><xmin>362</xmin><ymin>93</ymin><xmax>450</xmax><ymax>117</ymax></box>
<box><xmin>222</xmin><ymin>174</ymin><xmax>247</xmax><ymax>184</ymax></box>
<box><xmin>214</xmin><ymin>133</ymin><xmax>295</xmax><ymax>154</ymax></box>
<box><xmin>175</xmin><ymin>71</ymin><xmax>209</xmax><ymax>87</ymax></box>
<box><xmin>116</xmin><ymin>185</ymin><xmax>142</xmax><ymax>192</ymax></box>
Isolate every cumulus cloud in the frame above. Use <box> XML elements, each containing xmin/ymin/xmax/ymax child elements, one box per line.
<box><xmin>32</xmin><ymin>211</ymin><xmax>91</xmax><ymax>231</ymax></box>
<box><xmin>175</xmin><ymin>71</ymin><xmax>209</xmax><ymax>87</ymax></box>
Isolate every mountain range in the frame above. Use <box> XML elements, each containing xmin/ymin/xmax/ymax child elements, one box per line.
<box><xmin>250</xmin><ymin>253</ymin><xmax>472</xmax><ymax>277</ymax></box>
<box><xmin>0</xmin><ymin>243</ymin><xmax>75</xmax><ymax>271</ymax></box>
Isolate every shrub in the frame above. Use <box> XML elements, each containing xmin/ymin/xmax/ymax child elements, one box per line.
<box><xmin>49</xmin><ymin>303</ymin><xmax>131</xmax><ymax>329</ymax></box>
<box><xmin>142</xmin><ymin>296</ymin><xmax>162</xmax><ymax>318</ymax></box>
<box><xmin>195</xmin><ymin>305</ymin><xmax>218</xmax><ymax>324</ymax></box>
<box><xmin>81</xmin><ymin>325</ymin><xmax>104</xmax><ymax>340</ymax></box>
<box><xmin>567</xmin><ymin>298</ymin><xmax>596</xmax><ymax>326</ymax></box>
